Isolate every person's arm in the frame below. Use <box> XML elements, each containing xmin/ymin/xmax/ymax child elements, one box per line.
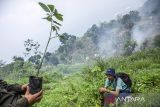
<box><xmin>4</xmin><ymin>86</ymin><xmax>43</xmax><ymax>107</ymax></box>
<box><xmin>105</xmin><ymin>78</ymin><xmax>123</xmax><ymax>96</ymax></box>
<box><xmin>99</xmin><ymin>87</ymin><xmax>120</xmax><ymax>96</ymax></box>
<box><xmin>4</xmin><ymin>97</ymin><xmax>30</xmax><ymax>107</ymax></box>
<box><xmin>107</xmin><ymin>88</ymin><xmax>120</xmax><ymax>96</ymax></box>
<box><xmin>0</xmin><ymin>79</ymin><xmax>26</xmax><ymax>94</ymax></box>
<box><xmin>99</xmin><ymin>79</ymin><xmax>110</xmax><ymax>93</ymax></box>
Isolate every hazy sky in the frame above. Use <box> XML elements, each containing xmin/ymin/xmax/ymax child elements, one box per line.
<box><xmin>0</xmin><ymin>0</ymin><xmax>146</xmax><ymax>63</ymax></box>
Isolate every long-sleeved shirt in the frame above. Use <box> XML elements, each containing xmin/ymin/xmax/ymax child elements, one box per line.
<box><xmin>0</xmin><ymin>79</ymin><xmax>29</xmax><ymax>107</ymax></box>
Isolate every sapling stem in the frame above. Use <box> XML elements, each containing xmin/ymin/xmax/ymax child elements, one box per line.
<box><xmin>36</xmin><ymin>19</ymin><xmax>53</xmax><ymax>76</ymax></box>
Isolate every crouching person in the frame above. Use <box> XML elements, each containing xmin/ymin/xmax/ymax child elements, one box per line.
<box><xmin>0</xmin><ymin>79</ymin><xmax>43</xmax><ymax>107</ymax></box>
<box><xmin>99</xmin><ymin>68</ymin><xmax>132</xmax><ymax>107</ymax></box>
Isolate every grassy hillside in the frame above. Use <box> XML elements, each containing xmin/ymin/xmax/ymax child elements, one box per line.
<box><xmin>30</xmin><ymin>48</ymin><xmax>160</xmax><ymax>107</ymax></box>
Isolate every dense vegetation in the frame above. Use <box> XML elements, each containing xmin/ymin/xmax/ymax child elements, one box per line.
<box><xmin>35</xmin><ymin>48</ymin><xmax>160</xmax><ymax>107</ymax></box>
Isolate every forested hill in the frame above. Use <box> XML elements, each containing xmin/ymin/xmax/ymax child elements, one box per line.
<box><xmin>43</xmin><ymin>0</ymin><xmax>160</xmax><ymax>65</ymax></box>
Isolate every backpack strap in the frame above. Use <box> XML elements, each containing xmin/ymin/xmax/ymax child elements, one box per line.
<box><xmin>115</xmin><ymin>77</ymin><xmax>131</xmax><ymax>93</ymax></box>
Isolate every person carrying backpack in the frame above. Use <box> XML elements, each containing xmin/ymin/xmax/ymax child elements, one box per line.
<box><xmin>99</xmin><ymin>68</ymin><xmax>132</xmax><ymax>107</ymax></box>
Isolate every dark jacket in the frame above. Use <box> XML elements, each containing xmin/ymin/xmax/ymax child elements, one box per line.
<box><xmin>0</xmin><ymin>79</ymin><xmax>29</xmax><ymax>107</ymax></box>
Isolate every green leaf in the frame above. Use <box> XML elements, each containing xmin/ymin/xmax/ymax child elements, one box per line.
<box><xmin>54</xmin><ymin>13</ymin><xmax>63</xmax><ymax>21</ymax></box>
<box><xmin>43</xmin><ymin>16</ymin><xmax>52</xmax><ymax>22</ymax></box>
<box><xmin>58</xmin><ymin>35</ymin><xmax>65</xmax><ymax>40</ymax></box>
<box><xmin>54</xmin><ymin>9</ymin><xmax>63</xmax><ymax>21</ymax></box>
<box><xmin>91</xmin><ymin>66</ymin><xmax>101</xmax><ymax>73</ymax></box>
<box><xmin>47</xmin><ymin>4</ymin><xmax>55</xmax><ymax>12</ymax></box>
<box><xmin>54</xmin><ymin>9</ymin><xmax>58</xmax><ymax>14</ymax></box>
<box><xmin>39</xmin><ymin>2</ymin><xmax>50</xmax><ymax>12</ymax></box>
<box><xmin>53</xmin><ymin>21</ymin><xmax>61</xmax><ymax>26</ymax></box>
<box><xmin>52</xmin><ymin>26</ymin><xmax>56</xmax><ymax>31</ymax></box>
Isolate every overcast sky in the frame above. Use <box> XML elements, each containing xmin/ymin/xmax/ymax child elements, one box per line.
<box><xmin>0</xmin><ymin>0</ymin><xmax>146</xmax><ymax>63</ymax></box>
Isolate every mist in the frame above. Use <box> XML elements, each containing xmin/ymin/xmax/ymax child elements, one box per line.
<box><xmin>97</xmin><ymin>0</ymin><xmax>160</xmax><ymax>57</ymax></box>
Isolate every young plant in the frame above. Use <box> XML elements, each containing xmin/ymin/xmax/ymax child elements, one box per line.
<box><xmin>29</xmin><ymin>2</ymin><xmax>64</xmax><ymax>94</ymax></box>
<box><xmin>37</xmin><ymin>2</ymin><xmax>64</xmax><ymax>76</ymax></box>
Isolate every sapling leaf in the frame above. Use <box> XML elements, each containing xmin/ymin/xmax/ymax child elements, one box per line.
<box><xmin>53</xmin><ymin>21</ymin><xmax>61</xmax><ymax>26</ymax></box>
<box><xmin>54</xmin><ymin>9</ymin><xmax>63</xmax><ymax>21</ymax></box>
<box><xmin>54</xmin><ymin>13</ymin><xmax>63</xmax><ymax>21</ymax></box>
<box><xmin>39</xmin><ymin>2</ymin><xmax>50</xmax><ymax>12</ymax></box>
<box><xmin>52</xmin><ymin>26</ymin><xmax>56</xmax><ymax>31</ymax></box>
<box><xmin>47</xmin><ymin>4</ymin><xmax>55</xmax><ymax>12</ymax></box>
<box><xmin>43</xmin><ymin>16</ymin><xmax>52</xmax><ymax>22</ymax></box>
<box><xmin>54</xmin><ymin>9</ymin><xmax>58</xmax><ymax>14</ymax></box>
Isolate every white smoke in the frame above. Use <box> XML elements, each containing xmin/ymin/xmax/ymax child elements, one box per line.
<box><xmin>97</xmin><ymin>0</ymin><xmax>160</xmax><ymax>57</ymax></box>
<box><xmin>97</xmin><ymin>24</ymin><xmax>124</xmax><ymax>57</ymax></box>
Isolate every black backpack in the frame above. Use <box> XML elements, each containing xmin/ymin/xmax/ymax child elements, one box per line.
<box><xmin>116</xmin><ymin>72</ymin><xmax>132</xmax><ymax>88</ymax></box>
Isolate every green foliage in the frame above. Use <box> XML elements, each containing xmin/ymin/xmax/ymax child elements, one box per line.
<box><xmin>24</xmin><ymin>39</ymin><xmax>42</xmax><ymax>69</ymax></box>
<box><xmin>24</xmin><ymin>39</ymin><xmax>41</xmax><ymax>56</ymax></box>
<box><xmin>42</xmin><ymin>72</ymin><xmax>63</xmax><ymax>84</ymax></box>
<box><xmin>39</xmin><ymin>2</ymin><xmax>50</xmax><ymax>12</ymax></box>
<box><xmin>47</xmin><ymin>4</ymin><xmax>54</xmax><ymax>12</ymax></box>
<box><xmin>39</xmin><ymin>2</ymin><xmax>63</xmax><ymax>33</ymax></box>
<box><xmin>153</xmin><ymin>34</ymin><xmax>160</xmax><ymax>47</ymax></box>
<box><xmin>44</xmin><ymin>52</ymin><xmax>59</xmax><ymax>66</ymax></box>
<box><xmin>55</xmin><ymin>63</ymin><xmax>85</xmax><ymax>74</ymax></box>
<box><xmin>54</xmin><ymin>9</ymin><xmax>63</xmax><ymax>21</ymax></box>
<box><xmin>2</xmin><ymin>61</ymin><xmax>36</xmax><ymax>82</ymax></box>
<box><xmin>123</xmin><ymin>40</ymin><xmax>137</xmax><ymax>56</ymax></box>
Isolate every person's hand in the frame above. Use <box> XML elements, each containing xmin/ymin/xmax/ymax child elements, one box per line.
<box><xmin>21</xmin><ymin>84</ymin><xmax>28</xmax><ymax>91</ymax></box>
<box><xmin>105</xmin><ymin>89</ymin><xmax>111</xmax><ymax>93</ymax></box>
<box><xmin>24</xmin><ymin>86</ymin><xmax>43</xmax><ymax>105</ymax></box>
<box><xmin>99</xmin><ymin>87</ymin><xmax>107</xmax><ymax>93</ymax></box>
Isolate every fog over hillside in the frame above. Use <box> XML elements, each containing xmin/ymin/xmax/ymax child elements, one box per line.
<box><xmin>97</xmin><ymin>0</ymin><xmax>160</xmax><ymax>57</ymax></box>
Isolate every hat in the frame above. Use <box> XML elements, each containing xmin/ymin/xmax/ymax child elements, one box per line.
<box><xmin>105</xmin><ymin>68</ymin><xmax>116</xmax><ymax>76</ymax></box>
